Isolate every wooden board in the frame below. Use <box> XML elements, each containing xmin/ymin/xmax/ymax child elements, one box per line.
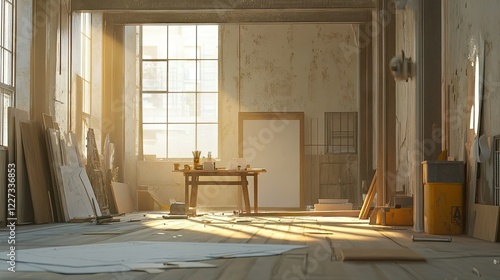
<box><xmin>42</xmin><ymin>113</ymin><xmax>54</xmax><ymax>130</ymax></box>
<box><xmin>136</xmin><ymin>189</ymin><xmax>165</xmax><ymax>210</ymax></box>
<box><xmin>59</xmin><ymin>166</ymin><xmax>102</xmax><ymax>219</ymax></box>
<box><xmin>20</xmin><ymin>121</ymin><xmax>53</xmax><ymax>224</ymax></box>
<box><xmin>87</xmin><ymin>128</ymin><xmax>114</xmax><ymax>214</ymax></box>
<box><xmin>8</xmin><ymin>107</ymin><xmax>34</xmax><ymax>224</ymax></box>
<box><xmin>339</xmin><ymin>248</ymin><xmax>425</xmax><ymax>261</ymax></box>
<box><xmin>69</xmin><ymin>132</ymin><xmax>83</xmax><ymax>167</ymax></box>
<box><xmin>359</xmin><ymin>172</ymin><xmax>377</xmax><ymax>219</ymax></box>
<box><xmin>79</xmin><ymin>167</ymin><xmax>103</xmax><ymax>217</ymax></box>
<box><xmin>62</xmin><ymin>133</ymin><xmax>83</xmax><ymax>168</ymax></box>
<box><xmin>318</xmin><ymin>198</ymin><xmax>349</xmax><ymax>204</ymax></box>
<box><xmin>471</xmin><ymin>204</ymin><xmax>500</xmax><ymax>242</ymax></box>
<box><xmin>111</xmin><ymin>182</ymin><xmax>135</xmax><ymax>214</ymax></box>
<box><xmin>46</xmin><ymin>128</ymin><xmax>68</xmax><ymax>222</ymax></box>
<box><xmin>314</xmin><ymin>203</ymin><xmax>353</xmax><ymax>211</ymax></box>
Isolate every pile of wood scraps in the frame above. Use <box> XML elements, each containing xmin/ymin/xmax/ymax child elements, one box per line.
<box><xmin>86</xmin><ymin>128</ymin><xmax>112</xmax><ymax>215</ymax></box>
<box><xmin>43</xmin><ymin>114</ymin><xmax>106</xmax><ymax>222</ymax></box>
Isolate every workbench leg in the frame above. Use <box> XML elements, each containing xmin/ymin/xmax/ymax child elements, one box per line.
<box><xmin>241</xmin><ymin>176</ymin><xmax>251</xmax><ymax>213</ymax></box>
<box><xmin>184</xmin><ymin>175</ymin><xmax>190</xmax><ymax>216</ymax></box>
<box><xmin>253</xmin><ymin>174</ymin><xmax>259</xmax><ymax>213</ymax></box>
<box><xmin>190</xmin><ymin>176</ymin><xmax>199</xmax><ymax>216</ymax></box>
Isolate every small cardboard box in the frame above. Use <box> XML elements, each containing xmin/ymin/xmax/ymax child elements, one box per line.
<box><xmin>170</xmin><ymin>202</ymin><xmax>186</xmax><ymax>215</ymax></box>
<box><xmin>314</xmin><ymin>203</ymin><xmax>353</xmax><ymax>211</ymax></box>
<box><xmin>203</xmin><ymin>162</ymin><xmax>215</xmax><ymax>170</ymax></box>
<box><xmin>377</xmin><ymin>207</ymin><xmax>413</xmax><ymax>226</ymax></box>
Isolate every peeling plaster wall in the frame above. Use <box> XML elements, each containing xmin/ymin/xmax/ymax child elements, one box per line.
<box><xmin>137</xmin><ymin>23</ymin><xmax>359</xmax><ymax>208</ymax></box>
<box><xmin>238</xmin><ymin>24</ymin><xmax>358</xmax><ymax>120</ymax></box>
<box><xmin>236</xmin><ymin>24</ymin><xmax>359</xmax><ymax>206</ymax></box>
<box><xmin>221</xmin><ymin>24</ymin><xmax>359</xmax><ymax>153</ymax></box>
<box><xmin>444</xmin><ymin>0</ymin><xmax>500</xmax><ymax>204</ymax></box>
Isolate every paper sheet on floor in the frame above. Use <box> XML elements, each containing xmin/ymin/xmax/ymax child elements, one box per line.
<box><xmin>0</xmin><ymin>241</ymin><xmax>305</xmax><ymax>274</ymax></box>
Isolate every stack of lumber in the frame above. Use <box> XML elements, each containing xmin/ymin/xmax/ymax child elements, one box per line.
<box><xmin>314</xmin><ymin>199</ymin><xmax>353</xmax><ymax>211</ymax></box>
<box><xmin>42</xmin><ymin>113</ymin><xmax>104</xmax><ymax>222</ymax></box>
<box><xmin>0</xmin><ymin>108</ymin><xmax>118</xmax><ymax>224</ymax></box>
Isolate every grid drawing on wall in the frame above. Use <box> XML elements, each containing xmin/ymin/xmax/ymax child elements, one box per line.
<box><xmin>325</xmin><ymin>112</ymin><xmax>357</xmax><ymax>154</ymax></box>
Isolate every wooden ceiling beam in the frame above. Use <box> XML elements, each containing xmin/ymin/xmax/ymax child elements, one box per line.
<box><xmin>72</xmin><ymin>0</ymin><xmax>376</xmax><ymax>12</ymax></box>
<box><xmin>103</xmin><ymin>10</ymin><xmax>372</xmax><ymax>25</ymax></box>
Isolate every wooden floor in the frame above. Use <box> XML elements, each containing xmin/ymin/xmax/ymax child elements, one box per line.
<box><xmin>1</xmin><ymin>212</ymin><xmax>500</xmax><ymax>279</ymax></box>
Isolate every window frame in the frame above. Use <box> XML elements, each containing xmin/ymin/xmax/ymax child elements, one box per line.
<box><xmin>74</xmin><ymin>12</ymin><xmax>92</xmax><ymax>156</ymax></box>
<box><xmin>0</xmin><ymin>0</ymin><xmax>15</xmax><ymax>146</ymax></box>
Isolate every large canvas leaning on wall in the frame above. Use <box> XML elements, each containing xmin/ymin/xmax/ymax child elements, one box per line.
<box><xmin>239</xmin><ymin>112</ymin><xmax>304</xmax><ymax>209</ymax></box>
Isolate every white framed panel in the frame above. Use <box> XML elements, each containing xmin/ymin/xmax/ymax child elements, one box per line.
<box><xmin>239</xmin><ymin>112</ymin><xmax>304</xmax><ymax>209</ymax></box>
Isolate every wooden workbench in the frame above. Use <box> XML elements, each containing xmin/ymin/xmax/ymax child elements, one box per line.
<box><xmin>174</xmin><ymin>168</ymin><xmax>266</xmax><ymax>216</ymax></box>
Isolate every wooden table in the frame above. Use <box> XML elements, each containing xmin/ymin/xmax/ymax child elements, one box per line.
<box><xmin>174</xmin><ymin>169</ymin><xmax>266</xmax><ymax>216</ymax></box>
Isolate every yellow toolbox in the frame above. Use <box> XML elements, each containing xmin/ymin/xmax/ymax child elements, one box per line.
<box><xmin>376</xmin><ymin>207</ymin><xmax>413</xmax><ymax>226</ymax></box>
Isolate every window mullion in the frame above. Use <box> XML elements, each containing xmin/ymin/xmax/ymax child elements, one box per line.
<box><xmin>194</xmin><ymin>25</ymin><xmax>198</xmax><ymax>152</ymax></box>
<box><xmin>165</xmin><ymin>26</ymin><xmax>169</xmax><ymax>158</ymax></box>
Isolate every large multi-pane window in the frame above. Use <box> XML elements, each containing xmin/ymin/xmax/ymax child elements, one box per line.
<box><xmin>141</xmin><ymin>25</ymin><xmax>218</xmax><ymax>159</ymax></box>
<box><xmin>0</xmin><ymin>0</ymin><xmax>14</xmax><ymax>146</ymax></box>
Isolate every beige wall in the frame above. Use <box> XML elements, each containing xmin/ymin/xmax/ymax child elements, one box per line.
<box><xmin>135</xmin><ymin>23</ymin><xmax>359</xmax><ymax>208</ymax></box>
<box><xmin>444</xmin><ymin>0</ymin><xmax>500</xmax><ymax>204</ymax></box>
<box><xmin>21</xmin><ymin>1</ymin><xmax>500</xmax><ymax>218</ymax></box>
<box><xmin>20</xmin><ymin>9</ymin><xmax>361</xmax><ymax>209</ymax></box>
